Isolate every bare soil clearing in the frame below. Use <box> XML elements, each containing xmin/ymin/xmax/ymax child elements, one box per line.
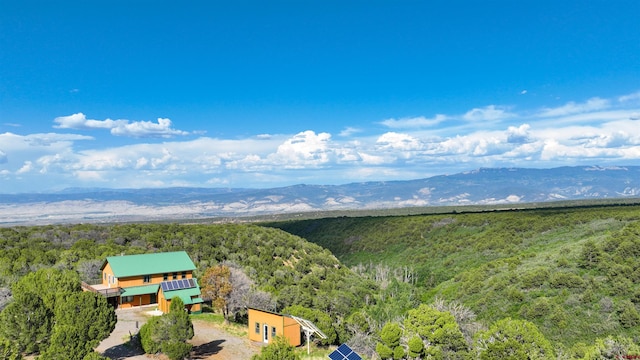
<box><xmin>96</xmin><ymin>306</ymin><xmax>260</xmax><ymax>360</ymax></box>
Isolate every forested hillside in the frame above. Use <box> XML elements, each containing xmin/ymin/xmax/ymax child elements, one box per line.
<box><xmin>2</xmin><ymin>206</ymin><xmax>640</xmax><ymax>359</ymax></box>
<box><xmin>0</xmin><ymin>223</ymin><xmax>376</xmax><ymax>357</ymax></box>
<box><xmin>267</xmin><ymin>205</ymin><xmax>640</xmax><ymax>353</ymax></box>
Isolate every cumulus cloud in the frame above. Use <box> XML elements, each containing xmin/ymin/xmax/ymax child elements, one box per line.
<box><xmin>538</xmin><ymin>97</ymin><xmax>610</xmax><ymax>117</ymax></box>
<box><xmin>506</xmin><ymin>124</ymin><xmax>531</xmax><ymax>144</ymax></box>
<box><xmin>54</xmin><ymin>113</ymin><xmax>123</xmax><ymax>130</ymax></box>
<box><xmin>54</xmin><ymin>113</ymin><xmax>189</xmax><ymax>138</ymax></box>
<box><xmin>272</xmin><ymin>131</ymin><xmax>332</xmax><ymax>168</ymax></box>
<box><xmin>380</xmin><ymin>114</ymin><xmax>447</xmax><ymax>128</ymax></box>
<box><xmin>462</xmin><ymin>105</ymin><xmax>515</xmax><ymax>122</ymax></box>
<box><xmin>4</xmin><ymin>90</ymin><xmax>640</xmax><ymax>193</ymax></box>
<box><xmin>376</xmin><ymin>132</ymin><xmax>423</xmax><ymax>151</ymax></box>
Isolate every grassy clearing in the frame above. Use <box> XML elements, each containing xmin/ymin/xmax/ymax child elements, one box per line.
<box><xmin>190</xmin><ymin>312</ymin><xmax>248</xmax><ymax>338</ymax></box>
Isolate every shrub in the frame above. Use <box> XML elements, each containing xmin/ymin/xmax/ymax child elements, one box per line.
<box><xmin>139</xmin><ymin>316</ymin><xmax>162</xmax><ymax>354</ymax></box>
<box><xmin>520</xmin><ymin>268</ymin><xmax>550</xmax><ymax>289</ymax></box>
<box><xmin>618</xmin><ymin>301</ymin><xmax>640</xmax><ymax>328</ymax></box>
<box><xmin>407</xmin><ymin>335</ymin><xmax>424</xmax><ymax>359</ymax></box>
<box><xmin>162</xmin><ymin>341</ymin><xmax>193</xmax><ymax>360</ymax></box>
<box><xmin>549</xmin><ymin>272</ymin><xmax>584</xmax><ymax>289</ymax></box>
<box><xmin>252</xmin><ymin>336</ymin><xmax>300</xmax><ymax>360</ymax></box>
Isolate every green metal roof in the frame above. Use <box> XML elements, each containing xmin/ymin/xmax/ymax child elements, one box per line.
<box><xmin>105</xmin><ymin>251</ymin><xmax>196</xmax><ymax>278</ymax></box>
<box><xmin>163</xmin><ymin>287</ymin><xmax>202</xmax><ymax>305</ymax></box>
<box><xmin>120</xmin><ymin>284</ymin><xmax>160</xmax><ymax>297</ymax></box>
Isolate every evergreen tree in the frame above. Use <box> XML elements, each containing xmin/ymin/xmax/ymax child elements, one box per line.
<box><xmin>0</xmin><ymin>337</ymin><xmax>22</xmax><ymax>360</ymax></box>
<box><xmin>139</xmin><ymin>298</ymin><xmax>193</xmax><ymax>359</ymax></box>
<box><xmin>40</xmin><ymin>291</ymin><xmax>116</xmax><ymax>360</ymax></box>
<box><xmin>251</xmin><ymin>336</ymin><xmax>300</xmax><ymax>360</ymax></box>
<box><xmin>0</xmin><ymin>293</ymin><xmax>52</xmax><ymax>354</ymax></box>
<box><xmin>404</xmin><ymin>304</ymin><xmax>468</xmax><ymax>357</ymax></box>
<box><xmin>475</xmin><ymin>318</ymin><xmax>554</xmax><ymax>360</ymax></box>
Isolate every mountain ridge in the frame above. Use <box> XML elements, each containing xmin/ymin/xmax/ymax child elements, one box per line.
<box><xmin>2</xmin><ymin>165</ymin><xmax>640</xmax><ymax>225</ymax></box>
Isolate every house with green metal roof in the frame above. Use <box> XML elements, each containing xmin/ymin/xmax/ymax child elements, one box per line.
<box><xmin>84</xmin><ymin>251</ymin><xmax>202</xmax><ymax>313</ymax></box>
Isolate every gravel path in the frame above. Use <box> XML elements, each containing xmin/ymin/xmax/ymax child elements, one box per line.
<box><xmin>96</xmin><ymin>306</ymin><xmax>260</xmax><ymax>360</ymax></box>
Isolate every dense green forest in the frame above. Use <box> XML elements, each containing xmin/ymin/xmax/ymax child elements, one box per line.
<box><xmin>2</xmin><ymin>204</ymin><xmax>640</xmax><ymax>358</ymax></box>
<box><xmin>267</xmin><ymin>204</ymin><xmax>640</xmax><ymax>356</ymax></box>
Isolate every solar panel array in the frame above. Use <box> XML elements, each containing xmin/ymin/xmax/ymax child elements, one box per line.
<box><xmin>290</xmin><ymin>315</ymin><xmax>327</xmax><ymax>339</ymax></box>
<box><xmin>160</xmin><ymin>278</ymin><xmax>196</xmax><ymax>292</ymax></box>
<box><xmin>328</xmin><ymin>343</ymin><xmax>361</xmax><ymax>360</ymax></box>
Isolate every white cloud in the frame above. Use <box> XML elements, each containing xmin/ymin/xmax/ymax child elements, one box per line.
<box><xmin>111</xmin><ymin>118</ymin><xmax>188</xmax><ymax>138</ymax></box>
<box><xmin>54</xmin><ymin>113</ymin><xmax>189</xmax><ymax>138</ymax></box>
<box><xmin>380</xmin><ymin>114</ymin><xmax>447</xmax><ymax>129</ymax></box>
<box><xmin>538</xmin><ymin>97</ymin><xmax>610</xmax><ymax>117</ymax></box>
<box><xmin>17</xmin><ymin>161</ymin><xmax>33</xmax><ymax>174</ymax></box>
<box><xmin>506</xmin><ymin>124</ymin><xmax>531</xmax><ymax>144</ymax></box>
<box><xmin>54</xmin><ymin>113</ymin><xmax>123</xmax><ymax>130</ymax></box>
<box><xmin>339</xmin><ymin>127</ymin><xmax>361</xmax><ymax>137</ymax></box>
<box><xmin>272</xmin><ymin>131</ymin><xmax>332</xmax><ymax>168</ymax></box>
<box><xmin>376</xmin><ymin>132</ymin><xmax>423</xmax><ymax>151</ymax></box>
<box><xmin>463</xmin><ymin>105</ymin><xmax>514</xmax><ymax>122</ymax></box>
<box><xmin>4</xmin><ymin>91</ymin><xmax>640</xmax><ymax>193</ymax></box>
<box><xmin>619</xmin><ymin>91</ymin><xmax>640</xmax><ymax>103</ymax></box>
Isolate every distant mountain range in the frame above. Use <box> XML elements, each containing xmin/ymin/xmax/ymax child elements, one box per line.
<box><xmin>1</xmin><ymin>165</ymin><xmax>640</xmax><ymax>225</ymax></box>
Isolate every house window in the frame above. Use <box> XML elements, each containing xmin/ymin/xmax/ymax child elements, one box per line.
<box><xmin>255</xmin><ymin>322</ymin><xmax>260</xmax><ymax>334</ymax></box>
<box><xmin>143</xmin><ymin>275</ymin><xmax>151</xmax><ymax>283</ymax></box>
<box><xmin>271</xmin><ymin>326</ymin><xmax>276</xmax><ymax>338</ymax></box>
<box><xmin>181</xmin><ymin>271</ymin><xmax>187</xmax><ymax>279</ymax></box>
<box><xmin>123</xmin><ymin>296</ymin><xmax>134</xmax><ymax>303</ymax></box>
<box><xmin>172</xmin><ymin>272</ymin><xmax>177</xmax><ymax>280</ymax></box>
<box><xmin>163</xmin><ymin>273</ymin><xmax>168</xmax><ymax>281</ymax></box>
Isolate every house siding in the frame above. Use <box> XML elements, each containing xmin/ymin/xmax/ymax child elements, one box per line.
<box><xmin>97</xmin><ymin>252</ymin><xmax>198</xmax><ymax>312</ymax></box>
<box><xmin>248</xmin><ymin>308</ymin><xmax>301</xmax><ymax>346</ymax></box>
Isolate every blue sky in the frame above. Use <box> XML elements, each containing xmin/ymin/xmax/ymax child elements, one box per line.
<box><xmin>1</xmin><ymin>1</ymin><xmax>640</xmax><ymax>193</ymax></box>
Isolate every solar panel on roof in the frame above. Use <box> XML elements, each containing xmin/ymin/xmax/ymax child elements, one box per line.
<box><xmin>159</xmin><ymin>278</ymin><xmax>196</xmax><ymax>293</ymax></box>
<box><xmin>328</xmin><ymin>344</ymin><xmax>361</xmax><ymax>360</ymax></box>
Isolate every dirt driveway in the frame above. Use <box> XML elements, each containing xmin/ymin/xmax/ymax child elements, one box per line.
<box><xmin>96</xmin><ymin>306</ymin><xmax>261</xmax><ymax>360</ymax></box>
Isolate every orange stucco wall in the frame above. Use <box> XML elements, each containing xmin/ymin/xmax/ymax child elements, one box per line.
<box><xmin>118</xmin><ymin>294</ymin><xmax>155</xmax><ymax>309</ymax></box>
<box><xmin>248</xmin><ymin>308</ymin><xmax>301</xmax><ymax>346</ymax></box>
<box><xmin>157</xmin><ymin>291</ymin><xmax>201</xmax><ymax>314</ymax></box>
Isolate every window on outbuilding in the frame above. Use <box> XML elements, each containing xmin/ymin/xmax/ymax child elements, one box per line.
<box><xmin>255</xmin><ymin>322</ymin><xmax>260</xmax><ymax>334</ymax></box>
<box><xmin>271</xmin><ymin>326</ymin><xmax>276</xmax><ymax>338</ymax></box>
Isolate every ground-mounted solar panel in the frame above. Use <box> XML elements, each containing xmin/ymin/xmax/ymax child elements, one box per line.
<box><xmin>328</xmin><ymin>343</ymin><xmax>361</xmax><ymax>360</ymax></box>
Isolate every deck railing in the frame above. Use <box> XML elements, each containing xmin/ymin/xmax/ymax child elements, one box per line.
<box><xmin>81</xmin><ymin>281</ymin><xmax>122</xmax><ymax>298</ymax></box>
